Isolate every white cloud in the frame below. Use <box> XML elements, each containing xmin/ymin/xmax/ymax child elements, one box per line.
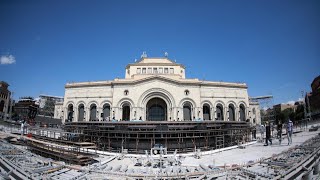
<box><xmin>282</xmin><ymin>98</ymin><xmax>304</xmax><ymax>105</ymax></box>
<box><xmin>285</xmin><ymin>101</ymin><xmax>295</xmax><ymax>105</ymax></box>
<box><xmin>0</xmin><ymin>55</ymin><xmax>16</xmax><ymax>65</ymax></box>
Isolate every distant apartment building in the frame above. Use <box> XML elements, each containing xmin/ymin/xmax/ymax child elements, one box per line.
<box><xmin>14</xmin><ymin>97</ymin><xmax>39</xmax><ymax>121</ymax></box>
<box><xmin>0</xmin><ymin>81</ymin><xmax>11</xmax><ymax>119</ymax></box>
<box><xmin>273</xmin><ymin>103</ymin><xmax>297</xmax><ymax>112</ymax></box>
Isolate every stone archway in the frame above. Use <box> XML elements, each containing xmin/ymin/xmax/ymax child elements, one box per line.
<box><xmin>78</xmin><ymin>104</ymin><xmax>85</xmax><ymax>122</ymax></box>
<box><xmin>239</xmin><ymin>104</ymin><xmax>246</xmax><ymax>121</ymax></box>
<box><xmin>139</xmin><ymin>89</ymin><xmax>174</xmax><ymax>121</ymax></box>
<box><xmin>146</xmin><ymin>97</ymin><xmax>167</xmax><ymax>121</ymax></box>
<box><xmin>122</xmin><ymin>103</ymin><xmax>131</xmax><ymax>121</ymax></box>
<box><xmin>67</xmin><ymin>104</ymin><xmax>74</xmax><ymax>122</ymax></box>
<box><xmin>228</xmin><ymin>104</ymin><xmax>235</xmax><ymax>121</ymax></box>
<box><xmin>183</xmin><ymin>102</ymin><xmax>192</xmax><ymax>121</ymax></box>
<box><xmin>203</xmin><ymin>103</ymin><xmax>211</xmax><ymax>120</ymax></box>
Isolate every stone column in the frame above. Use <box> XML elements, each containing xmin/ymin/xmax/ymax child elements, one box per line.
<box><xmin>74</xmin><ymin>105</ymin><xmax>79</xmax><ymax>122</ymax></box>
<box><xmin>197</xmin><ymin>107</ymin><xmax>202</xmax><ymax>120</ymax></box>
<box><xmin>97</xmin><ymin>107</ymin><xmax>102</xmax><ymax>121</ymax></box>
<box><xmin>211</xmin><ymin>107</ymin><xmax>215</xmax><ymax>121</ymax></box>
<box><xmin>85</xmin><ymin>107</ymin><xmax>90</xmax><ymax>121</ymax></box>
<box><xmin>225</xmin><ymin>107</ymin><xmax>229</xmax><ymax>121</ymax></box>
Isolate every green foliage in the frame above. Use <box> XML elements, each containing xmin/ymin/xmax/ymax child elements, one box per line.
<box><xmin>275</xmin><ymin>104</ymin><xmax>305</xmax><ymax>123</ymax></box>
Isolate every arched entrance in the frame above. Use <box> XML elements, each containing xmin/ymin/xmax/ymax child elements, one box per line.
<box><xmin>239</xmin><ymin>104</ymin><xmax>246</xmax><ymax>121</ymax></box>
<box><xmin>67</xmin><ymin>104</ymin><xmax>74</xmax><ymax>122</ymax></box>
<box><xmin>103</xmin><ymin>104</ymin><xmax>111</xmax><ymax>121</ymax></box>
<box><xmin>216</xmin><ymin>104</ymin><xmax>224</xmax><ymax>120</ymax></box>
<box><xmin>228</xmin><ymin>104</ymin><xmax>235</xmax><ymax>121</ymax></box>
<box><xmin>203</xmin><ymin>103</ymin><xmax>211</xmax><ymax>120</ymax></box>
<box><xmin>78</xmin><ymin>104</ymin><xmax>85</xmax><ymax>122</ymax></box>
<box><xmin>90</xmin><ymin>104</ymin><xmax>97</xmax><ymax>121</ymax></box>
<box><xmin>122</xmin><ymin>103</ymin><xmax>131</xmax><ymax>121</ymax></box>
<box><xmin>183</xmin><ymin>102</ymin><xmax>192</xmax><ymax>121</ymax></box>
<box><xmin>146</xmin><ymin>97</ymin><xmax>167</xmax><ymax>121</ymax></box>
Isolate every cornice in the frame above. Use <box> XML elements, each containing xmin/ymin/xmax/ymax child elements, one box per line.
<box><xmin>126</xmin><ymin>62</ymin><xmax>185</xmax><ymax>69</ymax></box>
<box><xmin>65</xmin><ymin>76</ymin><xmax>247</xmax><ymax>89</ymax></box>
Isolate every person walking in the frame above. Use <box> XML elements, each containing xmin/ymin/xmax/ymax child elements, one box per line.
<box><xmin>264</xmin><ymin>121</ymin><xmax>272</xmax><ymax>146</ymax></box>
<box><xmin>259</xmin><ymin>124</ymin><xmax>265</xmax><ymax>142</ymax></box>
<box><xmin>287</xmin><ymin>119</ymin><xmax>293</xmax><ymax>145</ymax></box>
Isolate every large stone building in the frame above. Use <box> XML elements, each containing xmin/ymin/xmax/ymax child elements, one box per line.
<box><xmin>308</xmin><ymin>75</ymin><xmax>320</xmax><ymax>119</ymax></box>
<box><xmin>0</xmin><ymin>81</ymin><xmax>11</xmax><ymax>119</ymax></box>
<box><xmin>55</xmin><ymin>55</ymin><xmax>260</xmax><ymax>125</ymax></box>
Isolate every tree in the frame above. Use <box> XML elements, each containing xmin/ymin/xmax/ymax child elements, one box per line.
<box><xmin>294</xmin><ymin>104</ymin><xmax>305</xmax><ymax>121</ymax></box>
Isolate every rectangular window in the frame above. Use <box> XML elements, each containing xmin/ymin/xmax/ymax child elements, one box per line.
<box><xmin>159</xmin><ymin>68</ymin><xmax>163</xmax><ymax>74</ymax></box>
<box><xmin>170</xmin><ymin>68</ymin><xmax>174</xmax><ymax>74</ymax></box>
<box><xmin>164</xmin><ymin>68</ymin><xmax>168</xmax><ymax>74</ymax></box>
<box><xmin>153</xmin><ymin>68</ymin><xmax>157</xmax><ymax>74</ymax></box>
<box><xmin>142</xmin><ymin>68</ymin><xmax>146</xmax><ymax>74</ymax></box>
<box><xmin>137</xmin><ymin>68</ymin><xmax>141</xmax><ymax>74</ymax></box>
<box><xmin>148</xmin><ymin>68</ymin><xmax>152</xmax><ymax>74</ymax></box>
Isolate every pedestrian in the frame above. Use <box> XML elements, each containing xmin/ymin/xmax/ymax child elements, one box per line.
<box><xmin>260</xmin><ymin>124</ymin><xmax>265</xmax><ymax>141</ymax></box>
<box><xmin>287</xmin><ymin>119</ymin><xmax>293</xmax><ymax>145</ymax></box>
<box><xmin>264</xmin><ymin>121</ymin><xmax>272</xmax><ymax>146</ymax></box>
<box><xmin>277</xmin><ymin>121</ymin><xmax>283</xmax><ymax>145</ymax></box>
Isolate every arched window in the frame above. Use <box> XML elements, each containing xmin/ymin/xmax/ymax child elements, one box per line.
<box><xmin>203</xmin><ymin>104</ymin><xmax>211</xmax><ymax>120</ymax></box>
<box><xmin>122</xmin><ymin>103</ymin><xmax>130</xmax><ymax>121</ymax></box>
<box><xmin>78</xmin><ymin>104</ymin><xmax>85</xmax><ymax>122</ymax></box>
<box><xmin>103</xmin><ymin>104</ymin><xmax>111</xmax><ymax>121</ymax></box>
<box><xmin>252</xmin><ymin>108</ymin><xmax>256</xmax><ymax>115</ymax></box>
<box><xmin>67</xmin><ymin>104</ymin><xmax>74</xmax><ymax>122</ymax></box>
<box><xmin>184</xmin><ymin>90</ymin><xmax>190</xmax><ymax>96</ymax></box>
<box><xmin>216</xmin><ymin>104</ymin><xmax>224</xmax><ymax>120</ymax></box>
<box><xmin>239</xmin><ymin>104</ymin><xmax>246</xmax><ymax>121</ymax></box>
<box><xmin>124</xmin><ymin>90</ymin><xmax>129</xmax><ymax>96</ymax></box>
<box><xmin>90</xmin><ymin>104</ymin><xmax>97</xmax><ymax>121</ymax></box>
<box><xmin>183</xmin><ymin>102</ymin><xmax>192</xmax><ymax>121</ymax></box>
<box><xmin>228</xmin><ymin>104</ymin><xmax>235</xmax><ymax>121</ymax></box>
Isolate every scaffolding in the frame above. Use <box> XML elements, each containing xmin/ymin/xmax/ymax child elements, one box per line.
<box><xmin>26</xmin><ymin>129</ymin><xmax>97</xmax><ymax>165</ymax></box>
<box><xmin>250</xmin><ymin>95</ymin><xmax>275</xmax><ymax>124</ymax></box>
<box><xmin>63</xmin><ymin>121</ymin><xmax>251</xmax><ymax>154</ymax></box>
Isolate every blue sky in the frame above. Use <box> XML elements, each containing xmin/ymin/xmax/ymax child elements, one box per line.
<box><xmin>0</xmin><ymin>0</ymin><xmax>319</xmax><ymax>105</ymax></box>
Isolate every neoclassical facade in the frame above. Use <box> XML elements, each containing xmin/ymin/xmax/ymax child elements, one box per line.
<box><xmin>55</xmin><ymin>56</ymin><xmax>257</xmax><ymax>124</ymax></box>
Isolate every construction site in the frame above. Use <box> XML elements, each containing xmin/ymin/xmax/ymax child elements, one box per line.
<box><xmin>1</xmin><ymin>119</ymin><xmax>320</xmax><ymax>179</ymax></box>
<box><xmin>63</xmin><ymin>121</ymin><xmax>251</xmax><ymax>154</ymax></box>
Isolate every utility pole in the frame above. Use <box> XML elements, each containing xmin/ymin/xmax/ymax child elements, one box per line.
<box><xmin>301</xmin><ymin>91</ymin><xmax>308</xmax><ymax>130</ymax></box>
<box><xmin>306</xmin><ymin>92</ymin><xmax>312</xmax><ymax>121</ymax></box>
<box><xmin>8</xmin><ymin>91</ymin><xmax>13</xmax><ymax>120</ymax></box>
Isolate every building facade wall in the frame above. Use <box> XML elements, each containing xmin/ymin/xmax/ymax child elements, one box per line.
<box><xmin>249</xmin><ymin>102</ymin><xmax>261</xmax><ymax>126</ymax></box>
<box><xmin>56</xmin><ymin>57</ymin><xmax>254</xmax><ymax>124</ymax></box>
<box><xmin>0</xmin><ymin>81</ymin><xmax>11</xmax><ymax>119</ymax></box>
<box><xmin>310</xmin><ymin>75</ymin><xmax>320</xmax><ymax>113</ymax></box>
<box><xmin>59</xmin><ymin>79</ymin><xmax>250</xmax><ymax>124</ymax></box>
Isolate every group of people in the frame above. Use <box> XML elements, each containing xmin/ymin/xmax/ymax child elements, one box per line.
<box><xmin>262</xmin><ymin>119</ymin><xmax>293</xmax><ymax>146</ymax></box>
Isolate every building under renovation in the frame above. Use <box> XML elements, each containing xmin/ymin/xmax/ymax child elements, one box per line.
<box><xmin>55</xmin><ymin>53</ymin><xmax>260</xmax><ymax>153</ymax></box>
